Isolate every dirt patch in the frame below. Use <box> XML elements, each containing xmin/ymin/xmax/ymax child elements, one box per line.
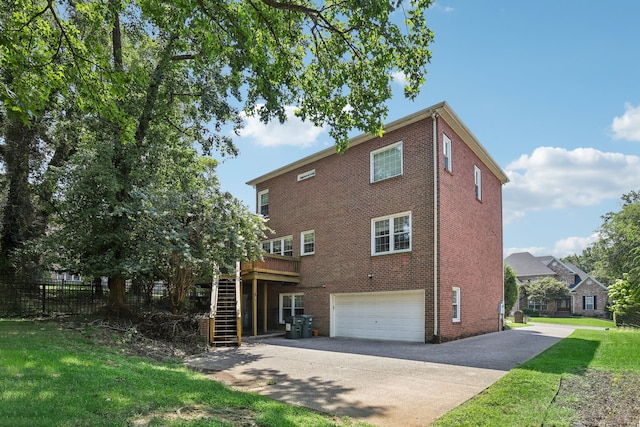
<box><xmin>60</xmin><ymin>313</ymin><xmax>208</xmax><ymax>362</ymax></box>
<box><xmin>131</xmin><ymin>405</ymin><xmax>259</xmax><ymax>427</ymax></box>
<box><xmin>553</xmin><ymin>369</ymin><xmax>640</xmax><ymax>426</ymax></box>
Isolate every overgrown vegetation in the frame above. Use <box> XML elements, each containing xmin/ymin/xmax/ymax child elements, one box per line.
<box><xmin>432</xmin><ymin>328</ymin><xmax>640</xmax><ymax>426</ymax></box>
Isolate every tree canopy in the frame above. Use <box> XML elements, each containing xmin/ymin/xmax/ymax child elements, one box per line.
<box><xmin>520</xmin><ymin>277</ymin><xmax>569</xmax><ymax>314</ymax></box>
<box><xmin>2</xmin><ymin>0</ymin><xmax>436</xmax><ymax>314</ymax></box>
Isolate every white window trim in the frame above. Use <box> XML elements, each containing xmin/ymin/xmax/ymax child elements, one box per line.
<box><xmin>474</xmin><ymin>165</ymin><xmax>482</xmax><ymax>201</ymax></box>
<box><xmin>452</xmin><ymin>287</ymin><xmax>461</xmax><ymax>323</ymax></box>
<box><xmin>443</xmin><ymin>134</ymin><xmax>452</xmax><ymax>172</ymax></box>
<box><xmin>297</xmin><ymin>169</ymin><xmax>316</xmax><ymax>181</ymax></box>
<box><xmin>258</xmin><ymin>189</ymin><xmax>269</xmax><ymax>217</ymax></box>
<box><xmin>584</xmin><ymin>295</ymin><xmax>595</xmax><ymax>310</ymax></box>
<box><xmin>262</xmin><ymin>236</ymin><xmax>293</xmax><ymax>256</ymax></box>
<box><xmin>279</xmin><ymin>292</ymin><xmax>304</xmax><ymax>324</ymax></box>
<box><xmin>301</xmin><ymin>230</ymin><xmax>315</xmax><ymax>256</ymax></box>
<box><xmin>371</xmin><ymin>211</ymin><xmax>412</xmax><ymax>255</ymax></box>
<box><xmin>370</xmin><ymin>141</ymin><xmax>403</xmax><ymax>183</ymax></box>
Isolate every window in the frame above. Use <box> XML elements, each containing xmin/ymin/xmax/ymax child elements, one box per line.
<box><xmin>528</xmin><ymin>299</ymin><xmax>547</xmax><ymax>312</ymax></box>
<box><xmin>452</xmin><ymin>287</ymin><xmax>461</xmax><ymax>322</ymax></box>
<box><xmin>280</xmin><ymin>293</ymin><xmax>304</xmax><ymax>323</ymax></box>
<box><xmin>474</xmin><ymin>165</ymin><xmax>482</xmax><ymax>200</ymax></box>
<box><xmin>297</xmin><ymin>169</ymin><xmax>316</xmax><ymax>181</ymax></box>
<box><xmin>584</xmin><ymin>295</ymin><xmax>596</xmax><ymax>310</ymax></box>
<box><xmin>262</xmin><ymin>236</ymin><xmax>293</xmax><ymax>256</ymax></box>
<box><xmin>371</xmin><ymin>141</ymin><xmax>403</xmax><ymax>182</ymax></box>
<box><xmin>258</xmin><ymin>189</ymin><xmax>269</xmax><ymax>217</ymax></box>
<box><xmin>301</xmin><ymin>230</ymin><xmax>315</xmax><ymax>255</ymax></box>
<box><xmin>443</xmin><ymin>134</ymin><xmax>452</xmax><ymax>172</ymax></box>
<box><xmin>372</xmin><ymin>212</ymin><xmax>411</xmax><ymax>255</ymax></box>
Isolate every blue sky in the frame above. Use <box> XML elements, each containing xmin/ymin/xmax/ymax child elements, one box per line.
<box><xmin>214</xmin><ymin>1</ymin><xmax>640</xmax><ymax>259</ymax></box>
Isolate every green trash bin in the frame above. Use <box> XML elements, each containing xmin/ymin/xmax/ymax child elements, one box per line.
<box><xmin>299</xmin><ymin>315</ymin><xmax>314</xmax><ymax>338</ymax></box>
<box><xmin>285</xmin><ymin>316</ymin><xmax>303</xmax><ymax>339</ymax></box>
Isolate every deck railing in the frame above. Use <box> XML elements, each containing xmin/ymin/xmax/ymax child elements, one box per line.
<box><xmin>241</xmin><ymin>254</ymin><xmax>301</xmax><ymax>277</ymax></box>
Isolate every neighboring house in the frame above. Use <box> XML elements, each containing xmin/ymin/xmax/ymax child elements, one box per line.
<box><xmin>235</xmin><ymin>101</ymin><xmax>509</xmax><ymax>344</ymax></box>
<box><xmin>504</xmin><ymin>251</ymin><xmax>608</xmax><ymax>317</ymax></box>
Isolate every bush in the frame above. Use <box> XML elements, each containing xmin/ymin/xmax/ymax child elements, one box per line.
<box><xmin>522</xmin><ymin>308</ymin><xmax>540</xmax><ymax>317</ymax></box>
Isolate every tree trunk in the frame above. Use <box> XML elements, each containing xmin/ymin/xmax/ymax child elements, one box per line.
<box><xmin>0</xmin><ymin>117</ymin><xmax>38</xmax><ymax>276</ymax></box>
<box><xmin>107</xmin><ymin>276</ymin><xmax>132</xmax><ymax>317</ymax></box>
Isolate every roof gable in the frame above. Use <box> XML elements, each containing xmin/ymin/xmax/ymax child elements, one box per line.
<box><xmin>572</xmin><ymin>275</ymin><xmax>608</xmax><ymax>292</ymax></box>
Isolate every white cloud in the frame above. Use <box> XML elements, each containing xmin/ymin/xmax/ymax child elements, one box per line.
<box><xmin>504</xmin><ymin>146</ymin><xmax>640</xmax><ymax>216</ymax></box>
<box><xmin>391</xmin><ymin>71</ymin><xmax>408</xmax><ymax>87</ymax></box>
<box><xmin>505</xmin><ymin>233</ymin><xmax>599</xmax><ymax>258</ymax></box>
<box><xmin>430</xmin><ymin>2</ymin><xmax>455</xmax><ymax>13</ymax></box>
<box><xmin>239</xmin><ymin>105</ymin><xmax>326</xmax><ymax>148</ymax></box>
<box><xmin>612</xmin><ymin>103</ymin><xmax>640</xmax><ymax>141</ymax></box>
<box><xmin>551</xmin><ymin>233</ymin><xmax>600</xmax><ymax>258</ymax></box>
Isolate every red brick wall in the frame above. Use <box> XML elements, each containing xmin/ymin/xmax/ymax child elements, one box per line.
<box><xmin>436</xmin><ymin>118</ymin><xmax>504</xmax><ymax>341</ymax></box>
<box><xmin>255</xmin><ymin>118</ymin><xmax>436</xmax><ymax>338</ymax></box>
<box><xmin>572</xmin><ymin>281</ymin><xmax>609</xmax><ymax>317</ymax></box>
<box><xmin>252</xmin><ymin>114</ymin><xmax>504</xmax><ymax>342</ymax></box>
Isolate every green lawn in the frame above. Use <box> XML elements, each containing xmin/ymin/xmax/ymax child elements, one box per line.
<box><xmin>2</xmin><ymin>318</ymin><xmax>637</xmax><ymax>427</ymax></box>
<box><xmin>505</xmin><ymin>316</ymin><xmax>615</xmax><ymax>329</ymax></box>
<box><xmin>0</xmin><ymin>319</ymin><xmax>365</xmax><ymax>427</ymax></box>
<box><xmin>431</xmin><ymin>328</ymin><xmax>640</xmax><ymax>426</ymax></box>
<box><xmin>528</xmin><ymin>316</ymin><xmax>615</xmax><ymax>328</ymax></box>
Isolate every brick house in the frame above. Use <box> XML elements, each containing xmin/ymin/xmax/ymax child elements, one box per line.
<box><xmin>238</xmin><ymin>101</ymin><xmax>509</xmax><ymax>343</ymax></box>
<box><xmin>504</xmin><ymin>251</ymin><xmax>609</xmax><ymax>317</ymax></box>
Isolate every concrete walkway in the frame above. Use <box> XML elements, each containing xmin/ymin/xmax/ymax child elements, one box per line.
<box><xmin>185</xmin><ymin>324</ymin><xmax>582</xmax><ymax>426</ymax></box>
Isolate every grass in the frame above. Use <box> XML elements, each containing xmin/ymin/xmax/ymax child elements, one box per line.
<box><xmin>0</xmin><ymin>319</ymin><xmax>365</xmax><ymax>427</ymax></box>
<box><xmin>528</xmin><ymin>316</ymin><xmax>615</xmax><ymax>328</ymax></box>
<box><xmin>431</xmin><ymin>328</ymin><xmax>640</xmax><ymax>426</ymax></box>
<box><xmin>3</xmin><ymin>318</ymin><xmax>636</xmax><ymax>427</ymax></box>
<box><xmin>505</xmin><ymin>316</ymin><xmax>615</xmax><ymax>329</ymax></box>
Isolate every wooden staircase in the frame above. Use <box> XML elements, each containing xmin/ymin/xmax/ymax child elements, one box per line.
<box><xmin>210</xmin><ymin>278</ymin><xmax>240</xmax><ymax>346</ymax></box>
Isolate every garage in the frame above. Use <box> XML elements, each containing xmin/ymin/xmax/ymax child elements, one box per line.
<box><xmin>331</xmin><ymin>290</ymin><xmax>425</xmax><ymax>342</ymax></box>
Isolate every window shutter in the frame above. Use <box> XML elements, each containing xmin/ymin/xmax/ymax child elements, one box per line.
<box><xmin>583</xmin><ymin>296</ymin><xmax>586</xmax><ymax>309</ymax></box>
<box><xmin>594</xmin><ymin>295</ymin><xmax>597</xmax><ymax>310</ymax></box>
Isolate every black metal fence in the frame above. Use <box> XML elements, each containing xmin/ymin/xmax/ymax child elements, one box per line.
<box><xmin>0</xmin><ymin>277</ymin><xmax>212</xmax><ymax>317</ymax></box>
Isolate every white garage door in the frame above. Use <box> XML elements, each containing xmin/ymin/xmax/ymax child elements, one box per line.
<box><xmin>332</xmin><ymin>290</ymin><xmax>425</xmax><ymax>342</ymax></box>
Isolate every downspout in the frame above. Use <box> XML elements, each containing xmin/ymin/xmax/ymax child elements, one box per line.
<box><xmin>432</xmin><ymin>111</ymin><xmax>439</xmax><ymax>341</ymax></box>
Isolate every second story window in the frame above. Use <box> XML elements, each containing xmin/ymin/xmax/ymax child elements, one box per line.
<box><xmin>371</xmin><ymin>141</ymin><xmax>403</xmax><ymax>183</ymax></box>
<box><xmin>258</xmin><ymin>189</ymin><xmax>269</xmax><ymax>217</ymax></box>
<box><xmin>262</xmin><ymin>236</ymin><xmax>293</xmax><ymax>256</ymax></box>
<box><xmin>301</xmin><ymin>230</ymin><xmax>315</xmax><ymax>255</ymax></box>
<box><xmin>474</xmin><ymin>165</ymin><xmax>482</xmax><ymax>201</ymax></box>
<box><xmin>443</xmin><ymin>134</ymin><xmax>452</xmax><ymax>172</ymax></box>
<box><xmin>371</xmin><ymin>212</ymin><xmax>411</xmax><ymax>255</ymax></box>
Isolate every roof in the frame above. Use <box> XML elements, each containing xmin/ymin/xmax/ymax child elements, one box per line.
<box><xmin>566</xmin><ymin>263</ymin><xmax>608</xmax><ymax>291</ymax></box>
<box><xmin>247</xmin><ymin>101</ymin><xmax>510</xmax><ymax>187</ymax></box>
<box><xmin>563</xmin><ymin>261</ymin><xmax>589</xmax><ymax>283</ymax></box>
<box><xmin>504</xmin><ymin>252</ymin><xmax>556</xmax><ymax>277</ymax></box>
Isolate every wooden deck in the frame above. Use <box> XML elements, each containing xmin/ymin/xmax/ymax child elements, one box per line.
<box><xmin>240</xmin><ymin>254</ymin><xmax>301</xmax><ymax>283</ymax></box>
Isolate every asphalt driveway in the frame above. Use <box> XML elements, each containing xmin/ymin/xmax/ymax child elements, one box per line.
<box><xmin>185</xmin><ymin>324</ymin><xmax>582</xmax><ymax>426</ymax></box>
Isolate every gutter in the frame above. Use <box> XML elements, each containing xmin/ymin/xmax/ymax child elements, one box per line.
<box><xmin>432</xmin><ymin>111</ymin><xmax>439</xmax><ymax>341</ymax></box>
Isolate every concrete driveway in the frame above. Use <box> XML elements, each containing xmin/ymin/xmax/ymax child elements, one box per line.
<box><xmin>185</xmin><ymin>324</ymin><xmax>581</xmax><ymax>426</ymax></box>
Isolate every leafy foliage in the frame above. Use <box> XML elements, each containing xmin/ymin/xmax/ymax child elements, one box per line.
<box><xmin>594</xmin><ymin>190</ymin><xmax>640</xmax><ymax>284</ymax></box>
<box><xmin>504</xmin><ymin>264</ymin><xmax>518</xmax><ymax>313</ymax></box>
<box><xmin>608</xmin><ymin>274</ymin><xmax>640</xmax><ymax>316</ymax></box>
<box><xmin>3</xmin><ymin>0</ymin><xmax>436</xmax><ymax>315</ymax></box>
<box><xmin>520</xmin><ymin>277</ymin><xmax>569</xmax><ymax>312</ymax></box>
